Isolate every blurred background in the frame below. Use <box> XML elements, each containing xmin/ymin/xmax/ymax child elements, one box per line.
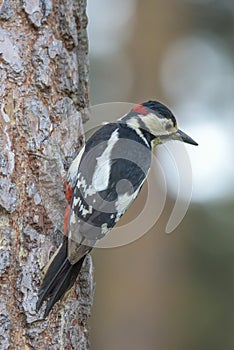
<box><xmin>87</xmin><ymin>1</ymin><xmax>234</xmax><ymax>349</ymax></box>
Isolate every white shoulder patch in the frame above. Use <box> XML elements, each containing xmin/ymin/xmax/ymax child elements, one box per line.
<box><xmin>92</xmin><ymin>128</ymin><xmax>119</xmax><ymax>191</ymax></box>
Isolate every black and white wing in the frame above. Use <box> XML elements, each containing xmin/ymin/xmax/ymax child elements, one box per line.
<box><xmin>67</xmin><ymin>122</ymin><xmax>152</xmax><ymax>263</ymax></box>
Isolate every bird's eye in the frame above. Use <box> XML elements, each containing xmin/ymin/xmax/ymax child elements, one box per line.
<box><xmin>166</xmin><ymin>122</ymin><xmax>173</xmax><ymax>131</ymax></box>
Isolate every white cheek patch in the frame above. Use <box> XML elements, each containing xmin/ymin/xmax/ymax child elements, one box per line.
<box><xmin>139</xmin><ymin>114</ymin><xmax>169</xmax><ymax>136</ymax></box>
<box><xmin>92</xmin><ymin>128</ymin><xmax>119</xmax><ymax>191</ymax></box>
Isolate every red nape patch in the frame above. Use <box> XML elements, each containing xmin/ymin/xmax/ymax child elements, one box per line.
<box><xmin>132</xmin><ymin>104</ymin><xmax>148</xmax><ymax>115</ymax></box>
<box><xmin>64</xmin><ymin>204</ymin><xmax>70</xmax><ymax>234</ymax></box>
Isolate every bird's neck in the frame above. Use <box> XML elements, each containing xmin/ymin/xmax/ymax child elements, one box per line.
<box><xmin>119</xmin><ymin>112</ymin><xmax>157</xmax><ymax>146</ymax></box>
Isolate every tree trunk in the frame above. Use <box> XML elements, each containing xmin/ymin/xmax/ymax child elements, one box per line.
<box><xmin>0</xmin><ymin>1</ymin><xmax>93</xmax><ymax>349</ymax></box>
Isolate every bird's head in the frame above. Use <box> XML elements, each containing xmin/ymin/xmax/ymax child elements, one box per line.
<box><xmin>125</xmin><ymin>100</ymin><xmax>198</xmax><ymax>146</ymax></box>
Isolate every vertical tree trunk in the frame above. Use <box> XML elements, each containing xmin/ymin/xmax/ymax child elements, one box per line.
<box><xmin>0</xmin><ymin>1</ymin><xmax>93</xmax><ymax>349</ymax></box>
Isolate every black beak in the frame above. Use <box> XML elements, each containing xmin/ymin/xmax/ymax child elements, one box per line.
<box><xmin>173</xmin><ymin>129</ymin><xmax>198</xmax><ymax>146</ymax></box>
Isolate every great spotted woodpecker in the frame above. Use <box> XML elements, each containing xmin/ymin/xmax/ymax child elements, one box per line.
<box><xmin>37</xmin><ymin>100</ymin><xmax>198</xmax><ymax>317</ymax></box>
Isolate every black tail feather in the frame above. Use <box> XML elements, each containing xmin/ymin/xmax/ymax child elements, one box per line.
<box><xmin>37</xmin><ymin>236</ymin><xmax>86</xmax><ymax>317</ymax></box>
<box><xmin>44</xmin><ymin>256</ymin><xmax>85</xmax><ymax>317</ymax></box>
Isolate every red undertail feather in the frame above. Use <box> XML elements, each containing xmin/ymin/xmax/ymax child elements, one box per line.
<box><xmin>64</xmin><ymin>204</ymin><xmax>71</xmax><ymax>234</ymax></box>
<box><xmin>64</xmin><ymin>181</ymin><xmax>73</xmax><ymax>234</ymax></box>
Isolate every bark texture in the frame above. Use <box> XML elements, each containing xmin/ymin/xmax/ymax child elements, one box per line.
<box><xmin>0</xmin><ymin>1</ymin><xmax>94</xmax><ymax>349</ymax></box>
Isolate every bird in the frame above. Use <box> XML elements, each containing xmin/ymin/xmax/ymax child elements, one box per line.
<box><xmin>36</xmin><ymin>100</ymin><xmax>198</xmax><ymax>317</ymax></box>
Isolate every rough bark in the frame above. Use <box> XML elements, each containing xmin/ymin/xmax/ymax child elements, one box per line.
<box><xmin>0</xmin><ymin>1</ymin><xmax>94</xmax><ymax>349</ymax></box>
